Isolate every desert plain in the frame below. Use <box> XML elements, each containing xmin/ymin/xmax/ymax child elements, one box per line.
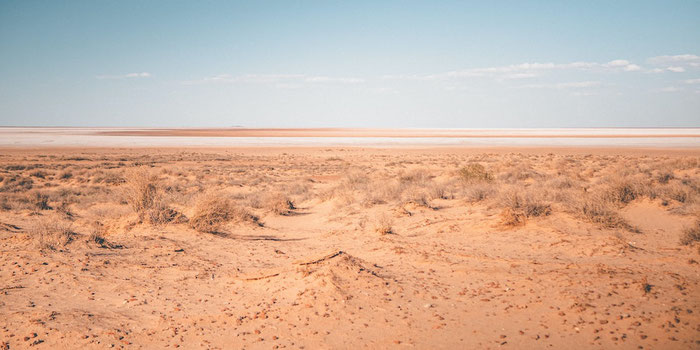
<box><xmin>0</xmin><ymin>131</ymin><xmax>699</xmax><ymax>349</ymax></box>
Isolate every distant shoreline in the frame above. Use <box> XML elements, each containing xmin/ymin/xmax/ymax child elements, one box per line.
<box><xmin>4</xmin><ymin>127</ymin><xmax>699</xmax><ymax>138</ymax></box>
<box><xmin>1</xmin><ymin>127</ymin><xmax>698</xmax><ymax>148</ymax></box>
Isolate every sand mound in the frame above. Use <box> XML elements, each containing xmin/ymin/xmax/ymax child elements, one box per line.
<box><xmin>241</xmin><ymin>250</ymin><xmax>391</xmax><ymax>304</ymax></box>
<box><xmin>295</xmin><ymin>251</ymin><xmax>382</xmax><ymax>282</ymax></box>
<box><xmin>290</xmin><ymin>251</ymin><xmax>391</xmax><ymax>305</ymax></box>
<box><xmin>621</xmin><ymin>199</ymin><xmax>691</xmax><ymax>234</ymax></box>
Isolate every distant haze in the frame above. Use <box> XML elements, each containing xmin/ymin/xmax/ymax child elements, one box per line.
<box><xmin>1</xmin><ymin>1</ymin><xmax>699</xmax><ymax>127</ymax></box>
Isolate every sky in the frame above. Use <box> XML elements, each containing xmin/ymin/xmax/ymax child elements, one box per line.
<box><xmin>1</xmin><ymin>0</ymin><xmax>699</xmax><ymax>128</ymax></box>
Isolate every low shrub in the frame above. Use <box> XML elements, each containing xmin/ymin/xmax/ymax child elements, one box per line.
<box><xmin>498</xmin><ymin>189</ymin><xmax>551</xmax><ymax>226</ymax></box>
<box><xmin>189</xmin><ymin>194</ymin><xmax>258</xmax><ymax>233</ymax></box>
<box><xmin>30</xmin><ymin>216</ymin><xmax>74</xmax><ymax>250</ymax></box>
<box><xmin>374</xmin><ymin>214</ymin><xmax>393</xmax><ymax>235</ymax></box>
<box><xmin>580</xmin><ymin>195</ymin><xmax>633</xmax><ymax>230</ymax></box>
<box><xmin>680</xmin><ymin>220</ymin><xmax>700</xmax><ymax>245</ymax></box>
<box><xmin>458</xmin><ymin>163</ymin><xmax>493</xmax><ymax>183</ymax></box>
<box><xmin>263</xmin><ymin>192</ymin><xmax>295</xmax><ymax>215</ymax></box>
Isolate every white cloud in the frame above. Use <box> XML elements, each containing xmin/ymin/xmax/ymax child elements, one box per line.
<box><xmin>666</xmin><ymin>66</ymin><xmax>685</xmax><ymax>73</ymax></box>
<box><xmin>648</xmin><ymin>54</ymin><xmax>700</xmax><ymax>64</ymax></box>
<box><xmin>659</xmin><ymin>86</ymin><xmax>681</xmax><ymax>92</ymax></box>
<box><xmin>383</xmin><ymin>59</ymin><xmax>642</xmax><ymax>82</ymax></box>
<box><xmin>571</xmin><ymin>91</ymin><xmax>597</xmax><ymax>96</ymax></box>
<box><xmin>519</xmin><ymin>81</ymin><xmax>601</xmax><ymax>89</ymax></box>
<box><xmin>274</xmin><ymin>83</ymin><xmax>303</xmax><ymax>89</ymax></box>
<box><xmin>182</xmin><ymin>54</ymin><xmax>696</xmax><ymax>89</ymax></box>
<box><xmin>647</xmin><ymin>66</ymin><xmax>690</xmax><ymax>74</ymax></box>
<box><xmin>304</xmin><ymin>76</ymin><xmax>365</xmax><ymax>84</ymax></box>
<box><xmin>369</xmin><ymin>87</ymin><xmax>399</xmax><ymax>95</ymax></box>
<box><xmin>96</xmin><ymin>72</ymin><xmax>152</xmax><ymax>79</ymax></box>
<box><xmin>604</xmin><ymin>59</ymin><xmax>629</xmax><ymax>67</ymax></box>
<box><xmin>602</xmin><ymin>60</ymin><xmax>642</xmax><ymax>72</ymax></box>
<box><xmin>125</xmin><ymin>72</ymin><xmax>151</xmax><ymax>78</ymax></box>
<box><xmin>501</xmin><ymin>73</ymin><xmax>538</xmax><ymax>80</ymax></box>
<box><xmin>685</xmin><ymin>78</ymin><xmax>700</xmax><ymax>84</ymax></box>
<box><xmin>184</xmin><ymin>73</ymin><xmax>364</xmax><ymax>86</ymax></box>
<box><xmin>647</xmin><ymin>54</ymin><xmax>700</xmax><ymax>71</ymax></box>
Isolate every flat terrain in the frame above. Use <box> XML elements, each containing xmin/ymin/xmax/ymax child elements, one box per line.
<box><xmin>93</xmin><ymin>128</ymin><xmax>700</xmax><ymax>138</ymax></box>
<box><xmin>0</xmin><ymin>146</ymin><xmax>699</xmax><ymax>349</ymax></box>
<box><xmin>2</xmin><ymin>127</ymin><xmax>700</xmax><ymax>148</ymax></box>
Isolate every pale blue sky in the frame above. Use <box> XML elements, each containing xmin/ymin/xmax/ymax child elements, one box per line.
<box><xmin>1</xmin><ymin>1</ymin><xmax>699</xmax><ymax>127</ymax></box>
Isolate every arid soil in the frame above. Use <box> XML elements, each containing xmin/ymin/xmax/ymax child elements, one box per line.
<box><xmin>1</xmin><ymin>147</ymin><xmax>699</xmax><ymax>349</ymax></box>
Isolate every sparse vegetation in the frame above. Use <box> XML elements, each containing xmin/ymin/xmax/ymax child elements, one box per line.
<box><xmin>464</xmin><ymin>183</ymin><xmax>495</xmax><ymax>202</ymax></box>
<box><xmin>30</xmin><ymin>216</ymin><xmax>74</xmax><ymax>250</ymax></box>
<box><xmin>458</xmin><ymin>163</ymin><xmax>493</xmax><ymax>183</ymax></box>
<box><xmin>603</xmin><ymin>178</ymin><xmax>642</xmax><ymax>205</ymax></box>
<box><xmin>374</xmin><ymin>214</ymin><xmax>393</xmax><ymax>235</ymax></box>
<box><xmin>147</xmin><ymin>202</ymin><xmax>187</xmax><ymax>225</ymax></box>
<box><xmin>579</xmin><ymin>196</ymin><xmax>634</xmax><ymax>230</ymax></box>
<box><xmin>498</xmin><ymin>189</ymin><xmax>551</xmax><ymax>226</ymax></box>
<box><xmin>122</xmin><ymin>168</ymin><xmax>161</xmax><ymax>214</ymax></box>
<box><xmin>30</xmin><ymin>191</ymin><xmax>51</xmax><ymax>211</ymax></box>
<box><xmin>121</xmin><ymin>167</ymin><xmax>183</xmax><ymax>224</ymax></box>
<box><xmin>189</xmin><ymin>193</ymin><xmax>258</xmax><ymax>233</ymax></box>
<box><xmin>680</xmin><ymin>220</ymin><xmax>700</xmax><ymax>245</ymax></box>
<box><xmin>263</xmin><ymin>192</ymin><xmax>295</xmax><ymax>215</ymax></box>
<box><xmin>0</xmin><ymin>174</ymin><xmax>33</xmax><ymax>192</ymax></box>
<box><xmin>0</xmin><ymin>150</ymin><xmax>696</xmax><ymax>239</ymax></box>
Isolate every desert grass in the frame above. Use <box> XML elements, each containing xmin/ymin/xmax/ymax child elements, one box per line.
<box><xmin>189</xmin><ymin>193</ymin><xmax>258</xmax><ymax>233</ymax></box>
<box><xmin>680</xmin><ymin>220</ymin><xmax>700</xmax><ymax>245</ymax></box>
<box><xmin>262</xmin><ymin>192</ymin><xmax>296</xmax><ymax>215</ymax></box>
<box><xmin>122</xmin><ymin>167</ymin><xmax>161</xmax><ymax>214</ymax></box>
<box><xmin>121</xmin><ymin>167</ymin><xmax>185</xmax><ymax>225</ymax></box>
<box><xmin>373</xmin><ymin>214</ymin><xmax>394</xmax><ymax>235</ymax></box>
<box><xmin>1</xmin><ymin>150</ymin><xmax>697</xmax><ymax>237</ymax></box>
<box><xmin>578</xmin><ymin>195</ymin><xmax>634</xmax><ymax>230</ymax></box>
<box><xmin>458</xmin><ymin>163</ymin><xmax>493</xmax><ymax>183</ymax></box>
<box><xmin>30</xmin><ymin>216</ymin><xmax>74</xmax><ymax>250</ymax></box>
<box><xmin>498</xmin><ymin>188</ymin><xmax>552</xmax><ymax>226</ymax></box>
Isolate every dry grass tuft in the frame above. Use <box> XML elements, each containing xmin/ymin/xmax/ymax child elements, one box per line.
<box><xmin>401</xmin><ymin>187</ymin><xmax>432</xmax><ymax>208</ymax></box>
<box><xmin>146</xmin><ymin>203</ymin><xmax>188</xmax><ymax>226</ymax></box>
<box><xmin>579</xmin><ymin>195</ymin><xmax>633</xmax><ymax>230</ymax></box>
<box><xmin>680</xmin><ymin>220</ymin><xmax>700</xmax><ymax>245</ymax></box>
<box><xmin>88</xmin><ymin>220</ymin><xmax>110</xmax><ymax>247</ymax></box>
<box><xmin>464</xmin><ymin>183</ymin><xmax>496</xmax><ymax>202</ymax></box>
<box><xmin>122</xmin><ymin>168</ymin><xmax>161</xmax><ymax>213</ymax></box>
<box><xmin>263</xmin><ymin>192</ymin><xmax>295</xmax><ymax>215</ymax></box>
<box><xmin>0</xmin><ymin>175</ymin><xmax>34</xmax><ymax>192</ymax></box>
<box><xmin>30</xmin><ymin>191</ymin><xmax>51</xmax><ymax>211</ymax></box>
<box><xmin>29</xmin><ymin>170</ymin><xmax>48</xmax><ymax>179</ymax></box>
<box><xmin>458</xmin><ymin>163</ymin><xmax>493</xmax><ymax>183</ymax></box>
<box><xmin>58</xmin><ymin>170</ymin><xmax>73</xmax><ymax>180</ymax></box>
<box><xmin>500</xmin><ymin>207</ymin><xmax>526</xmax><ymax>226</ymax></box>
<box><xmin>498</xmin><ymin>189</ymin><xmax>551</xmax><ymax>226</ymax></box>
<box><xmin>30</xmin><ymin>216</ymin><xmax>74</xmax><ymax>250</ymax></box>
<box><xmin>122</xmin><ymin>167</ymin><xmax>184</xmax><ymax>225</ymax></box>
<box><xmin>603</xmin><ymin>178</ymin><xmax>643</xmax><ymax>205</ymax></box>
<box><xmin>189</xmin><ymin>193</ymin><xmax>258</xmax><ymax>233</ymax></box>
<box><xmin>374</xmin><ymin>214</ymin><xmax>394</xmax><ymax>235</ymax></box>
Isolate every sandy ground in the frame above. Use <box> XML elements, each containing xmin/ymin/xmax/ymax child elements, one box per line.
<box><xmin>0</xmin><ymin>146</ymin><xmax>699</xmax><ymax>349</ymax></box>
